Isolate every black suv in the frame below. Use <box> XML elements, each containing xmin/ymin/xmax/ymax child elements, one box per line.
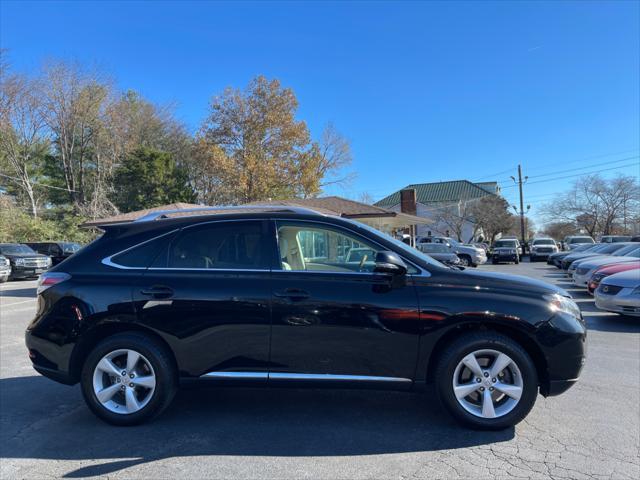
<box><xmin>0</xmin><ymin>243</ymin><xmax>51</xmax><ymax>279</ymax></box>
<box><xmin>25</xmin><ymin>241</ymin><xmax>82</xmax><ymax>266</ymax></box>
<box><xmin>26</xmin><ymin>207</ymin><xmax>586</xmax><ymax>429</ymax></box>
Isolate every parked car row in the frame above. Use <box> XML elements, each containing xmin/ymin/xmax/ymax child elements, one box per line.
<box><xmin>548</xmin><ymin>242</ymin><xmax>640</xmax><ymax>317</ymax></box>
<box><xmin>0</xmin><ymin>241</ymin><xmax>81</xmax><ymax>282</ymax></box>
<box><xmin>416</xmin><ymin>236</ymin><xmax>487</xmax><ymax>267</ymax></box>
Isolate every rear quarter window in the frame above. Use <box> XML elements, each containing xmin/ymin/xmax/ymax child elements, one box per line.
<box><xmin>110</xmin><ymin>231</ymin><xmax>177</xmax><ymax>268</ymax></box>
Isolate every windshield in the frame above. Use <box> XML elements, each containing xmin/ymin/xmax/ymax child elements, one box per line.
<box><xmin>348</xmin><ymin>220</ymin><xmax>445</xmax><ymax>268</ymax></box>
<box><xmin>533</xmin><ymin>239</ymin><xmax>555</xmax><ymax>245</ymax></box>
<box><xmin>570</xmin><ymin>237</ymin><xmax>594</xmax><ymax>244</ymax></box>
<box><xmin>0</xmin><ymin>244</ymin><xmax>37</xmax><ymax>255</ymax></box>
<box><xmin>624</xmin><ymin>247</ymin><xmax>640</xmax><ymax>258</ymax></box>
<box><xmin>494</xmin><ymin>240</ymin><xmax>517</xmax><ymax>248</ymax></box>
<box><xmin>615</xmin><ymin>244</ymin><xmax>640</xmax><ymax>256</ymax></box>
<box><xmin>588</xmin><ymin>244</ymin><xmax>625</xmax><ymax>254</ymax></box>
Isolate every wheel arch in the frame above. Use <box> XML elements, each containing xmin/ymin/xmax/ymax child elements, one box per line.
<box><xmin>69</xmin><ymin>321</ymin><xmax>177</xmax><ymax>383</ymax></box>
<box><xmin>423</xmin><ymin>317</ymin><xmax>548</xmax><ymax>388</ymax></box>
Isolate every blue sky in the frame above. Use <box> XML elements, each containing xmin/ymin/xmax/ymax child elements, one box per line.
<box><xmin>1</xmin><ymin>0</ymin><xmax>638</xmax><ymax>225</ymax></box>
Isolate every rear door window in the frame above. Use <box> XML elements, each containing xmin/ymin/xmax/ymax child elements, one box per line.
<box><xmin>153</xmin><ymin>221</ymin><xmax>270</xmax><ymax>270</ymax></box>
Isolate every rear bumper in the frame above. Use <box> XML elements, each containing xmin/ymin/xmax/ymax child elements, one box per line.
<box><xmin>25</xmin><ymin>329</ymin><xmax>77</xmax><ymax>385</ymax></box>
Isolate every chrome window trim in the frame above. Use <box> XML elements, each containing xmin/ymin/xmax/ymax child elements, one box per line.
<box><xmin>102</xmin><ymin>219</ymin><xmax>267</xmax><ymax>271</ymax></box>
<box><xmin>200</xmin><ymin>371</ymin><xmax>412</xmax><ymax>383</ymax></box>
<box><xmin>101</xmin><ymin>216</ymin><xmax>431</xmax><ymax>278</ymax></box>
<box><xmin>101</xmin><ymin>228</ymin><xmax>180</xmax><ymax>270</ymax></box>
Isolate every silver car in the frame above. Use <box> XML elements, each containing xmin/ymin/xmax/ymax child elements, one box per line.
<box><xmin>594</xmin><ymin>269</ymin><xmax>640</xmax><ymax>317</ymax></box>
<box><xmin>0</xmin><ymin>255</ymin><xmax>11</xmax><ymax>283</ymax></box>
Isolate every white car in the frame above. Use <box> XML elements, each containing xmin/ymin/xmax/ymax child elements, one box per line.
<box><xmin>529</xmin><ymin>238</ymin><xmax>558</xmax><ymax>262</ymax></box>
<box><xmin>594</xmin><ymin>269</ymin><xmax>640</xmax><ymax>317</ymax></box>
<box><xmin>572</xmin><ymin>246</ymin><xmax>640</xmax><ymax>286</ymax></box>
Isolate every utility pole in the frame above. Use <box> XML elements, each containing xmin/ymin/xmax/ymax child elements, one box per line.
<box><xmin>511</xmin><ymin>165</ymin><xmax>530</xmax><ymax>254</ymax></box>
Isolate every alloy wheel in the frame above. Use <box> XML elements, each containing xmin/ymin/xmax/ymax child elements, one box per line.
<box><xmin>92</xmin><ymin>348</ymin><xmax>156</xmax><ymax>414</ymax></box>
<box><xmin>452</xmin><ymin>349</ymin><xmax>523</xmax><ymax>419</ymax></box>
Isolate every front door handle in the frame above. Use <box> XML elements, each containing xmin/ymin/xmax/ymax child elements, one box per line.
<box><xmin>140</xmin><ymin>285</ymin><xmax>174</xmax><ymax>299</ymax></box>
<box><xmin>274</xmin><ymin>288</ymin><xmax>310</xmax><ymax>300</ymax></box>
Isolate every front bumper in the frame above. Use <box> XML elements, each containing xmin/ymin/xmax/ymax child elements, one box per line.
<box><xmin>531</xmin><ymin>250</ymin><xmax>556</xmax><ymax>258</ymax></box>
<box><xmin>595</xmin><ymin>289</ymin><xmax>640</xmax><ymax>316</ymax></box>
<box><xmin>10</xmin><ymin>266</ymin><xmax>47</xmax><ymax>279</ymax></box>
<box><xmin>537</xmin><ymin>312</ymin><xmax>587</xmax><ymax>397</ymax></box>
<box><xmin>492</xmin><ymin>251</ymin><xmax>518</xmax><ymax>262</ymax></box>
<box><xmin>473</xmin><ymin>253</ymin><xmax>487</xmax><ymax>265</ymax></box>
<box><xmin>572</xmin><ymin>272</ymin><xmax>590</xmax><ymax>286</ymax></box>
<box><xmin>0</xmin><ymin>267</ymin><xmax>11</xmax><ymax>277</ymax></box>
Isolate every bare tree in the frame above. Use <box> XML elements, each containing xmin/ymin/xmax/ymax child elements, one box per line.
<box><xmin>298</xmin><ymin>123</ymin><xmax>354</xmax><ymax>198</ymax></box>
<box><xmin>430</xmin><ymin>200</ymin><xmax>476</xmax><ymax>242</ymax></box>
<box><xmin>541</xmin><ymin>221</ymin><xmax>578</xmax><ymax>240</ymax></box>
<box><xmin>543</xmin><ymin>174</ymin><xmax>640</xmax><ymax>236</ymax></box>
<box><xmin>0</xmin><ymin>67</ymin><xmax>47</xmax><ymax>217</ymax></box>
<box><xmin>38</xmin><ymin>61</ymin><xmax>110</xmax><ymax>211</ymax></box>
<box><xmin>468</xmin><ymin>195</ymin><xmax>514</xmax><ymax>243</ymax></box>
<box><xmin>356</xmin><ymin>191</ymin><xmax>375</xmax><ymax>205</ymax></box>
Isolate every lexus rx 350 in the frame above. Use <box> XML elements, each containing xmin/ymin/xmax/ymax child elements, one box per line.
<box><xmin>26</xmin><ymin>207</ymin><xmax>586</xmax><ymax>429</ymax></box>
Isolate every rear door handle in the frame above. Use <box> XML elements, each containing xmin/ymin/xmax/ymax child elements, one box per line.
<box><xmin>274</xmin><ymin>289</ymin><xmax>310</xmax><ymax>300</ymax></box>
<box><xmin>140</xmin><ymin>285</ymin><xmax>174</xmax><ymax>299</ymax></box>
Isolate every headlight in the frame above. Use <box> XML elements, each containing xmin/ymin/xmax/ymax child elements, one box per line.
<box><xmin>544</xmin><ymin>293</ymin><xmax>581</xmax><ymax>319</ymax></box>
<box><xmin>45</xmin><ymin>257</ymin><xmax>52</xmax><ymax>266</ymax></box>
<box><xmin>633</xmin><ymin>286</ymin><xmax>640</xmax><ymax>294</ymax></box>
<box><xmin>15</xmin><ymin>258</ymin><xmax>25</xmax><ymax>266</ymax></box>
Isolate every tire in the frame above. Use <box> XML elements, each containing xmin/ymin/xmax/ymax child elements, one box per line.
<box><xmin>80</xmin><ymin>332</ymin><xmax>178</xmax><ymax>426</ymax></box>
<box><xmin>459</xmin><ymin>255</ymin><xmax>472</xmax><ymax>267</ymax></box>
<box><xmin>491</xmin><ymin>259</ymin><xmax>497</xmax><ymax>265</ymax></box>
<box><xmin>530</xmin><ymin>256</ymin><xmax>536</xmax><ymax>263</ymax></box>
<box><xmin>434</xmin><ymin>331</ymin><xmax>538</xmax><ymax>430</ymax></box>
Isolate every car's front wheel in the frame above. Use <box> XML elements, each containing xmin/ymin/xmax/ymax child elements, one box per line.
<box><xmin>434</xmin><ymin>332</ymin><xmax>538</xmax><ymax>430</ymax></box>
<box><xmin>80</xmin><ymin>332</ymin><xmax>178</xmax><ymax>426</ymax></box>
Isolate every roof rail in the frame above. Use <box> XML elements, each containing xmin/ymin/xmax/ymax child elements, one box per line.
<box><xmin>132</xmin><ymin>205</ymin><xmax>325</xmax><ymax>223</ymax></box>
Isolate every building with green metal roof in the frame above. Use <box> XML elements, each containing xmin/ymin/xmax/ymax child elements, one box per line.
<box><xmin>374</xmin><ymin>180</ymin><xmax>501</xmax><ymax>242</ymax></box>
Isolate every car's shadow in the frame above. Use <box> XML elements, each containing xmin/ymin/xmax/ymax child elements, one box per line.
<box><xmin>0</xmin><ymin>376</ymin><xmax>514</xmax><ymax>477</ymax></box>
<box><xmin>0</xmin><ymin>286</ymin><xmax>37</xmax><ymax>298</ymax></box>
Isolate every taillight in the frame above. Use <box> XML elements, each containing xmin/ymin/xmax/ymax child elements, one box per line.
<box><xmin>37</xmin><ymin>272</ymin><xmax>71</xmax><ymax>295</ymax></box>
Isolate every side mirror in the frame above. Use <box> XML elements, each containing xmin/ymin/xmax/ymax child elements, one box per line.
<box><xmin>374</xmin><ymin>251</ymin><xmax>408</xmax><ymax>276</ymax></box>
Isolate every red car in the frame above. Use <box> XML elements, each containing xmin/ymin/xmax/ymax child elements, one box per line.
<box><xmin>587</xmin><ymin>263</ymin><xmax>640</xmax><ymax>294</ymax></box>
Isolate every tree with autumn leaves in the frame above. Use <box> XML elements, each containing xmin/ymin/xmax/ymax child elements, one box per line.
<box><xmin>192</xmin><ymin>76</ymin><xmax>351</xmax><ymax>205</ymax></box>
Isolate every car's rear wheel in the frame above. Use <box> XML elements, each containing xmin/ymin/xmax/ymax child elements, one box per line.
<box><xmin>434</xmin><ymin>332</ymin><xmax>538</xmax><ymax>430</ymax></box>
<box><xmin>80</xmin><ymin>332</ymin><xmax>177</xmax><ymax>426</ymax></box>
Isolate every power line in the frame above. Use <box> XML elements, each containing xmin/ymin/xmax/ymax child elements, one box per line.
<box><xmin>526</xmin><ymin>155</ymin><xmax>639</xmax><ymax>180</ymax></box>
<box><xmin>499</xmin><ymin>161</ymin><xmax>639</xmax><ymax>189</ymax></box>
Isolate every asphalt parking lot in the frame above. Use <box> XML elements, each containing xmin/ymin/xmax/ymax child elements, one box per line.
<box><xmin>1</xmin><ymin>262</ymin><xmax>639</xmax><ymax>479</ymax></box>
